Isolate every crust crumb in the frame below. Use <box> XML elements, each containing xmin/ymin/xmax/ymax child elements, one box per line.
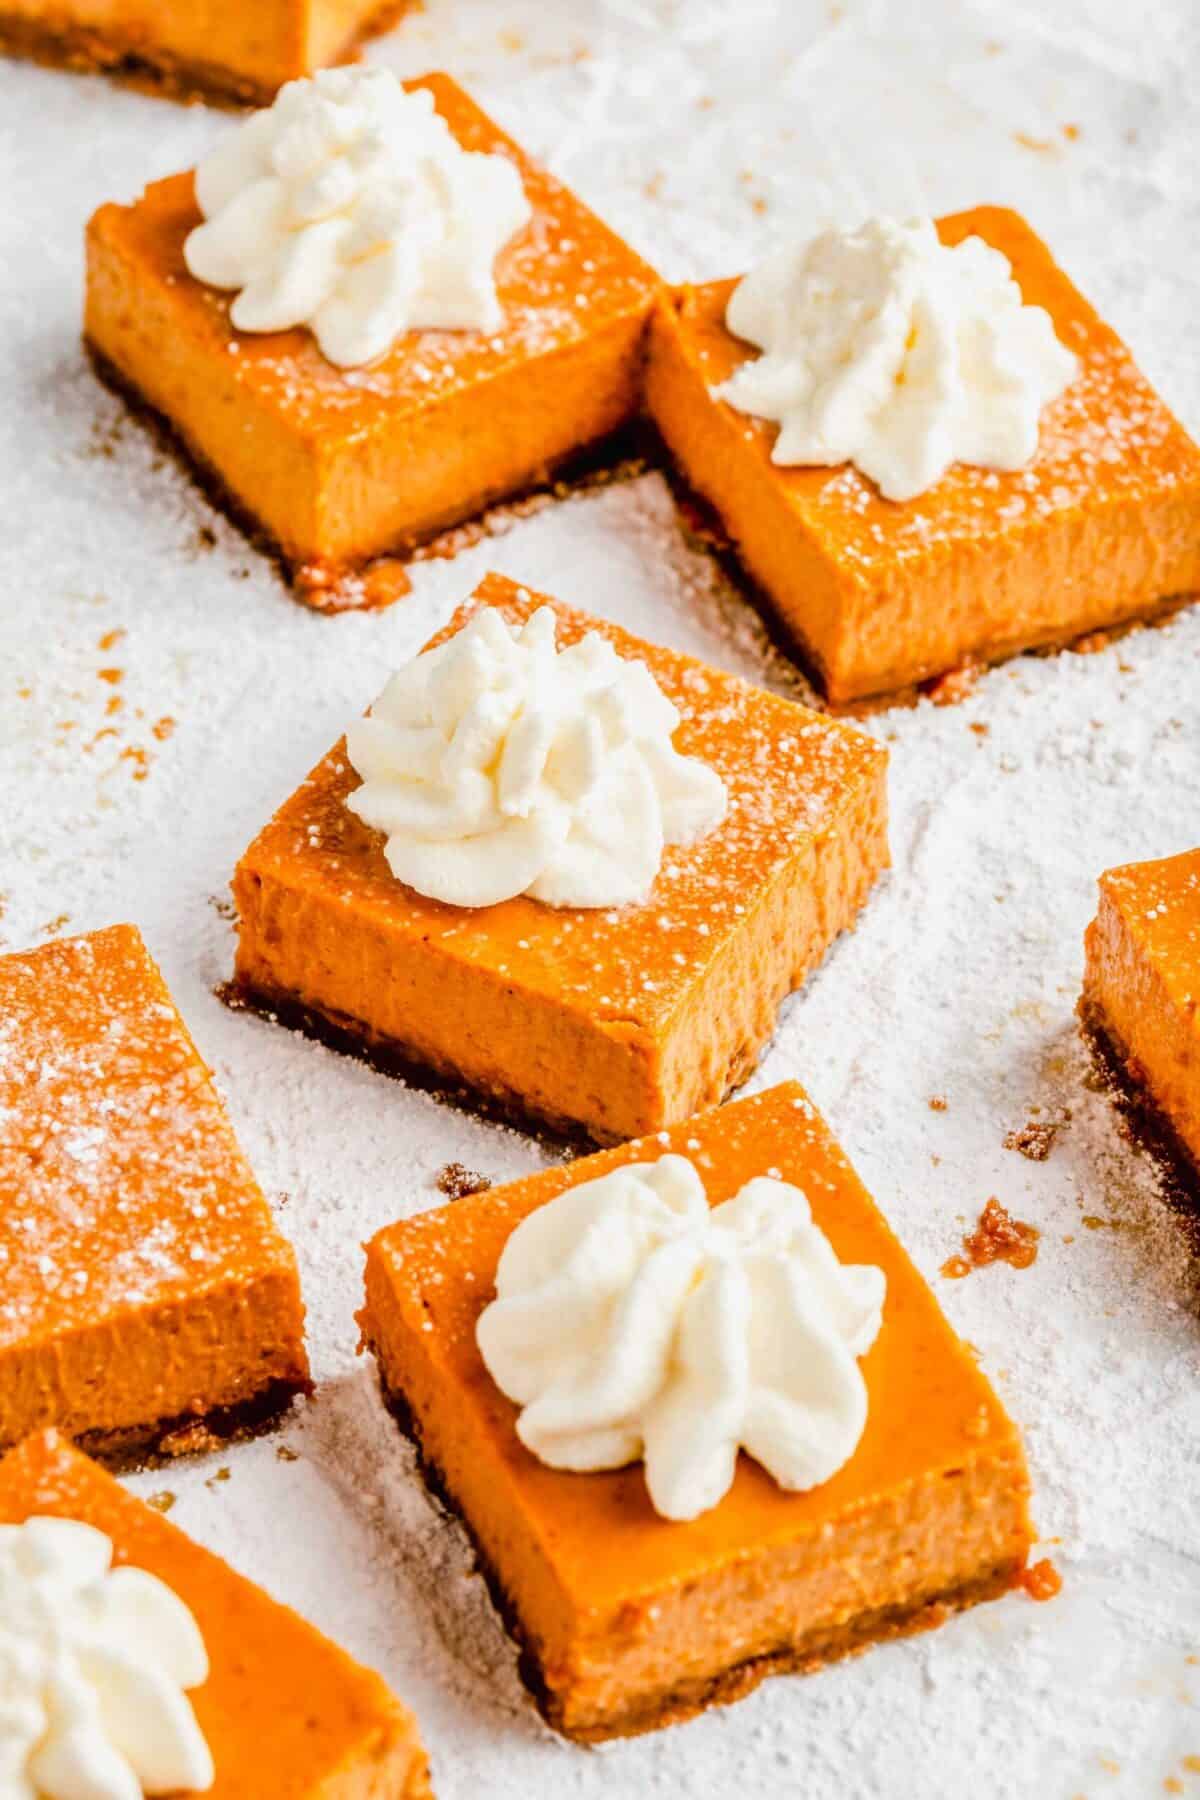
<box><xmin>942</xmin><ymin>1198</ymin><xmax>1040</xmax><ymax>1278</ymax></box>
<box><xmin>1004</xmin><ymin>1113</ymin><xmax>1070</xmax><ymax>1161</ymax></box>
<box><xmin>435</xmin><ymin>1162</ymin><xmax>493</xmax><ymax>1200</ymax></box>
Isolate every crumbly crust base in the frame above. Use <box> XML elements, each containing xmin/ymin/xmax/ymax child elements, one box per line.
<box><xmin>1077</xmin><ymin>994</ymin><xmax>1200</xmax><ymax>1225</ymax></box>
<box><xmin>220</xmin><ymin>977</ymin><xmax>613</xmax><ymax>1154</ymax></box>
<box><xmin>70</xmin><ymin>1375</ymin><xmax>312</xmax><ymax>1475</ymax></box>
<box><xmin>222</xmin><ymin>970</ymin><xmax>790</xmax><ymax>1155</ymax></box>
<box><xmin>85</xmin><ymin>339</ymin><xmax>648</xmax><ymax>613</ymax></box>
<box><xmin>0</xmin><ymin>2</ymin><xmax>412</xmax><ymax>106</ymax></box>
<box><xmin>365</xmin><ymin>1357</ymin><xmax>1024</xmax><ymax>1744</ymax></box>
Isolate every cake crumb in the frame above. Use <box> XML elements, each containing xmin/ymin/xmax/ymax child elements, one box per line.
<box><xmin>1005</xmin><ymin>1114</ymin><xmax>1069</xmax><ymax>1161</ymax></box>
<box><xmin>435</xmin><ymin>1162</ymin><xmax>493</xmax><ymax>1199</ymax></box>
<box><xmin>928</xmin><ymin>1095</ymin><xmax>948</xmax><ymax>1112</ymax></box>
<box><xmin>276</xmin><ymin>1444</ymin><xmax>300</xmax><ymax>1463</ymax></box>
<box><xmin>942</xmin><ymin>1198</ymin><xmax>1040</xmax><ymax>1278</ymax></box>
<box><xmin>146</xmin><ymin>1490</ymin><xmax>177</xmax><ymax>1514</ymax></box>
<box><xmin>1018</xmin><ymin>1557</ymin><xmax>1063</xmax><ymax>1602</ymax></box>
<box><xmin>158</xmin><ymin>1421</ymin><xmax>221</xmax><ymax>1459</ymax></box>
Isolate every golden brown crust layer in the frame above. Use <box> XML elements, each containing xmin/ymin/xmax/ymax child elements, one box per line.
<box><xmin>222</xmin><ymin>975</ymin><xmax>634</xmax><ymax>1153</ymax></box>
<box><xmin>1077</xmin><ymin>994</ymin><xmax>1200</xmax><ymax>1221</ymax></box>
<box><xmin>73</xmin><ymin>1374</ymin><xmax>313</xmax><ymax>1475</ymax></box>
<box><xmin>0</xmin><ymin>1</ymin><xmax>413</xmax><ymax>106</ymax></box>
<box><xmin>368</xmin><ymin>1361</ymin><xmax>1021</xmax><ymax>1743</ymax></box>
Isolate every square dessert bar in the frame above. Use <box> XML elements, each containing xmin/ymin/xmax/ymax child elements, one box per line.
<box><xmin>0</xmin><ymin>924</ymin><xmax>309</xmax><ymax>1460</ymax></box>
<box><xmin>84</xmin><ymin>72</ymin><xmax>662</xmax><ymax>608</ymax></box>
<box><xmin>231</xmin><ymin>572</ymin><xmax>889</xmax><ymax>1145</ymax></box>
<box><xmin>646</xmin><ymin>206</ymin><xmax>1200</xmax><ymax>705</ymax></box>
<box><xmin>0</xmin><ymin>1430</ymin><xmax>433</xmax><ymax>1796</ymax></box>
<box><xmin>0</xmin><ymin>0</ymin><xmax>408</xmax><ymax>106</ymax></box>
<box><xmin>360</xmin><ymin>1080</ymin><xmax>1033</xmax><ymax>1742</ymax></box>
<box><xmin>1082</xmin><ymin>847</ymin><xmax>1200</xmax><ymax>1181</ymax></box>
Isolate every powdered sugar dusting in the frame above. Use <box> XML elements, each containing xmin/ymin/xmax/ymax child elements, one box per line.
<box><xmin>0</xmin><ymin>927</ymin><xmax>290</xmax><ymax>1343</ymax></box>
<box><xmin>1</xmin><ymin>2</ymin><xmax>1199</xmax><ymax>1796</ymax></box>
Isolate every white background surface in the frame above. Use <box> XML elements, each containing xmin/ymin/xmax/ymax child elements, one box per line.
<box><xmin>2</xmin><ymin>2</ymin><xmax>1200</xmax><ymax>1794</ymax></box>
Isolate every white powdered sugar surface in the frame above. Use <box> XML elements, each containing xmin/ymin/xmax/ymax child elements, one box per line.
<box><xmin>1</xmin><ymin>2</ymin><xmax>1199</xmax><ymax>1795</ymax></box>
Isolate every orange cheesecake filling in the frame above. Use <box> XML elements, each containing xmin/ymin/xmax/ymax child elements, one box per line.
<box><xmin>232</xmin><ymin>574</ymin><xmax>888</xmax><ymax>1144</ymax></box>
<box><xmin>645</xmin><ymin>207</ymin><xmax>1200</xmax><ymax>704</ymax></box>
<box><xmin>1083</xmin><ymin>847</ymin><xmax>1200</xmax><ymax>1173</ymax></box>
<box><xmin>361</xmin><ymin>1081</ymin><xmax>1032</xmax><ymax>1740</ymax></box>
<box><xmin>0</xmin><ymin>1430</ymin><xmax>433</xmax><ymax>1797</ymax></box>
<box><xmin>84</xmin><ymin>74</ymin><xmax>661</xmax><ymax>598</ymax></box>
<box><xmin>0</xmin><ymin>924</ymin><xmax>309</xmax><ymax>1458</ymax></box>
<box><xmin>0</xmin><ymin>0</ymin><xmax>411</xmax><ymax>104</ymax></box>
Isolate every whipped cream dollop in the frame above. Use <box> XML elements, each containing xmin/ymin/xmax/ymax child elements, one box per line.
<box><xmin>345</xmin><ymin>605</ymin><xmax>727</xmax><ymax>910</ymax></box>
<box><xmin>0</xmin><ymin>1516</ymin><xmax>214</xmax><ymax>1799</ymax></box>
<box><xmin>715</xmin><ymin>215</ymin><xmax>1077</xmax><ymax>502</ymax></box>
<box><xmin>183</xmin><ymin>68</ymin><xmax>531</xmax><ymax>368</ymax></box>
<box><xmin>476</xmin><ymin>1154</ymin><xmax>885</xmax><ymax>1521</ymax></box>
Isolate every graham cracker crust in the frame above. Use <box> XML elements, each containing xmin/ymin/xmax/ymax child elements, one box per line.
<box><xmin>1</xmin><ymin>1</ymin><xmax>414</xmax><ymax>107</ymax></box>
<box><xmin>654</xmin><ymin>433</ymin><xmax>1198</xmax><ymax>716</ymax></box>
<box><xmin>219</xmin><ymin>978</ymin><xmax>597</xmax><ymax>1155</ymax></box>
<box><xmin>85</xmin><ymin>339</ymin><xmax>650</xmax><ymax>614</ymax></box>
<box><xmin>221</xmin><ymin>972</ymin><xmax>781</xmax><ymax>1156</ymax></box>
<box><xmin>364</xmin><ymin>1355</ymin><xmax>1023</xmax><ymax>1743</ymax></box>
<box><xmin>66</xmin><ymin>1374</ymin><xmax>312</xmax><ymax>1475</ymax></box>
<box><xmin>1077</xmin><ymin>994</ymin><xmax>1200</xmax><ymax>1233</ymax></box>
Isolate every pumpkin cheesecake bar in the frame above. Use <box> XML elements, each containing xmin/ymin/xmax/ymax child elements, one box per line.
<box><xmin>230</xmin><ymin>572</ymin><xmax>889</xmax><ymax>1144</ymax></box>
<box><xmin>645</xmin><ymin>207</ymin><xmax>1200</xmax><ymax>705</ymax></box>
<box><xmin>360</xmin><ymin>1080</ymin><xmax>1033</xmax><ymax>1742</ymax></box>
<box><xmin>1081</xmin><ymin>847</ymin><xmax>1200</xmax><ymax>1182</ymax></box>
<box><xmin>0</xmin><ymin>0</ymin><xmax>410</xmax><ymax>106</ymax></box>
<box><xmin>84</xmin><ymin>69</ymin><xmax>661</xmax><ymax>610</ymax></box>
<box><xmin>0</xmin><ymin>924</ymin><xmax>309</xmax><ymax>1461</ymax></box>
<box><xmin>0</xmin><ymin>1429</ymin><xmax>433</xmax><ymax>1796</ymax></box>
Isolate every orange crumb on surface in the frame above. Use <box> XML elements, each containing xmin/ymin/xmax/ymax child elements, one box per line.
<box><xmin>943</xmin><ymin>1198</ymin><xmax>1040</xmax><ymax>1279</ymax></box>
<box><xmin>98</xmin><ymin>628</ymin><xmax>125</xmax><ymax>651</ymax></box>
<box><xmin>928</xmin><ymin>1095</ymin><xmax>948</xmax><ymax>1112</ymax></box>
<box><xmin>1017</xmin><ymin>1557</ymin><xmax>1062</xmax><ymax>1602</ymax></box>
<box><xmin>1062</xmin><ymin>122</ymin><xmax>1081</xmax><ymax>140</ymax></box>
<box><xmin>120</xmin><ymin>746</ymin><xmax>151</xmax><ymax>781</ymax></box>
<box><xmin>1182</xmin><ymin>1752</ymin><xmax>1200</xmax><ymax>1769</ymax></box>
<box><xmin>152</xmin><ymin>716</ymin><xmax>176</xmax><ymax>741</ymax></box>
<box><xmin>1165</xmin><ymin>1779</ymin><xmax>1183</xmax><ymax>1794</ymax></box>
<box><xmin>97</xmin><ymin>667</ymin><xmax>124</xmax><ymax>685</ymax></box>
